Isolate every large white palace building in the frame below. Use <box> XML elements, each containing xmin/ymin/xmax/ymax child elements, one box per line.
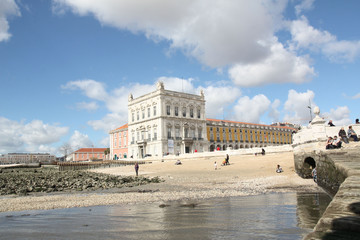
<box><xmin>127</xmin><ymin>81</ymin><xmax>207</xmax><ymax>158</ymax></box>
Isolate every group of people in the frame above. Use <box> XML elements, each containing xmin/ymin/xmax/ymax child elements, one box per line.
<box><xmin>325</xmin><ymin>121</ymin><xmax>359</xmax><ymax>150</ymax></box>
<box><xmin>326</xmin><ymin>136</ymin><xmax>342</xmax><ymax>149</ymax></box>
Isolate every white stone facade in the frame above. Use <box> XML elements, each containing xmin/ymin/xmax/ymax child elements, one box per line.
<box><xmin>128</xmin><ymin>82</ymin><xmax>207</xmax><ymax>158</ymax></box>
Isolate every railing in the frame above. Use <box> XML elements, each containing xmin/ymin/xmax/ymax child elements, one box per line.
<box><xmin>57</xmin><ymin>160</ymin><xmax>145</xmax><ymax>171</ymax></box>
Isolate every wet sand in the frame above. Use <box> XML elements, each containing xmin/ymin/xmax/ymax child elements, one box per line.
<box><xmin>0</xmin><ymin>152</ymin><xmax>320</xmax><ymax>212</ymax></box>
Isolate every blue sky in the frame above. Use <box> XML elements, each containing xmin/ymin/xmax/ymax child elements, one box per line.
<box><xmin>1</xmin><ymin>0</ymin><xmax>360</xmax><ymax>156</ymax></box>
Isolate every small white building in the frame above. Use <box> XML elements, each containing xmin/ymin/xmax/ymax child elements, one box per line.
<box><xmin>128</xmin><ymin>81</ymin><xmax>207</xmax><ymax>158</ymax></box>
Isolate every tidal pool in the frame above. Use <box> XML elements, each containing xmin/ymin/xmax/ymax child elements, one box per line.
<box><xmin>0</xmin><ymin>192</ymin><xmax>331</xmax><ymax>240</ymax></box>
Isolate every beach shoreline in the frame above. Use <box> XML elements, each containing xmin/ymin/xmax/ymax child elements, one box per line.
<box><xmin>0</xmin><ymin>152</ymin><xmax>322</xmax><ymax>213</ymax></box>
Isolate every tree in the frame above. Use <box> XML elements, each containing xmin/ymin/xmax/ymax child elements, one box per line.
<box><xmin>59</xmin><ymin>143</ymin><xmax>73</xmax><ymax>161</ymax></box>
<box><xmin>104</xmin><ymin>148</ymin><xmax>110</xmax><ymax>160</ymax></box>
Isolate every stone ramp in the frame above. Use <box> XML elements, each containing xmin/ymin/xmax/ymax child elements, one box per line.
<box><xmin>304</xmin><ymin>153</ymin><xmax>360</xmax><ymax>239</ymax></box>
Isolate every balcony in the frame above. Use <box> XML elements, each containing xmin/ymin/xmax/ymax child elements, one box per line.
<box><xmin>136</xmin><ymin>139</ymin><xmax>147</xmax><ymax>145</ymax></box>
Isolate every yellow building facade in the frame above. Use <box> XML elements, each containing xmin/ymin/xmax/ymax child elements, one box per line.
<box><xmin>206</xmin><ymin>119</ymin><xmax>295</xmax><ymax>151</ymax></box>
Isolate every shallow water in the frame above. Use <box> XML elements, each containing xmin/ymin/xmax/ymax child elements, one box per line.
<box><xmin>0</xmin><ymin>192</ymin><xmax>331</xmax><ymax>240</ymax></box>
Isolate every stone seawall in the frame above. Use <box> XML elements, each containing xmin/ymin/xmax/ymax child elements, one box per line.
<box><xmin>294</xmin><ymin>144</ymin><xmax>360</xmax><ymax>239</ymax></box>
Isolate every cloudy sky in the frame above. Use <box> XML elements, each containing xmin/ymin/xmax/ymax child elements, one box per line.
<box><xmin>1</xmin><ymin>0</ymin><xmax>360</xmax><ymax>156</ymax></box>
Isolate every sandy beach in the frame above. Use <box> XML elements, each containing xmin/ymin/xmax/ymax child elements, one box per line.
<box><xmin>0</xmin><ymin>152</ymin><xmax>321</xmax><ymax>212</ymax></box>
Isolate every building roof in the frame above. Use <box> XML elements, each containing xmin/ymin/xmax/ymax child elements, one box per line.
<box><xmin>109</xmin><ymin>123</ymin><xmax>128</xmax><ymax>133</ymax></box>
<box><xmin>206</xmin><ymin>118</ymin><xmax>296</xmax><ymax>131</ymax></box>
<box><xmin>74</xmin><ymin>148</ymin><xmax>107</xmax><ymax>153</ymax></box>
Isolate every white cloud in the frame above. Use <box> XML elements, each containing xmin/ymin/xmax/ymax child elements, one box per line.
<box><xmin>352</xmin><ymin>93</ymin><xmax>360</xmax><ymax>99</ymax></box>
<box><xmin>68</xmin><ymin>130</ymin><xmax>93</xmax><ymax>150</ymax></box>
<box><xmin>52</xmin><ymin>0</ymin><xmax>287</xmax><ymax>68</ymax></box>
<box><xmin>232</xmin><ymin>94</ymin><xmax>271</xmax><ymax>123</ymax></box>
<box><xmin>289</xmin><ymin>16</ymin><xmax>360</xmax><ymax>62</ymax></box>
<box><xmin>0</xmin><ymin>0</ymin><xmax>20</xmax><ymax>42</ymax></box>
<box><xmin>283</xmin><ymin>89</ymin><xmax>315</xmax><ymax>124</ymax></box>
<box><xmin>294</xmin><ymin>0</ymin><xmax>315</xmax><ymax>16</ymax></box>
<box><xmin>229</xmin><ymin>40</ymin><xmax>315</xmax><ymax>87</ymax></box>
<box><xmin>323</xmin><ymin>106</ymin><xmax>352</xmax><ymax>126</ymax></box>
<box><xmin>203</xmin><ymin>85</ymin><xmax>241</xmax><ymax>118</ymax></box>
<box><xmin>62</xmin><ymin>79</ymin><xmax>107</xmax><ymax>101</ymax></box>
<box><xmin>0</xmin><ymin>117</ymin><xmax>69</xmax><ymax>154</ymax></box>
<box><xmin>268</xmin><ymin>99</ymin><xmax>281</xmax><ymax>123</ymax></box>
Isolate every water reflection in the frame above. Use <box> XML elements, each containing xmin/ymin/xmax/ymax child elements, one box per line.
<box><xmin>296</xmin><ymin>192</ymin><xmax>331</xmax><ymax>229</ymax></box>
<box><xmin>0</xmin><ymin>192</ymin><xmax>331</xmax><ymax>240</ymax></box>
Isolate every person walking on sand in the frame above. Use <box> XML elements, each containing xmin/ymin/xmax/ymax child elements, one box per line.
<box><xmin>134</xmin><ymin>162</ymin><xmax>139</xmax><ymax>177</ymax></box>
<box><xmin>214</xmin><ymin>161</ymin><xmax>217</xmax><ymax>170</ymax></box>
<box><xmin>225</xmin><ymin>154</ymin><xmax>229</xmax><ymax>165</ymax></box>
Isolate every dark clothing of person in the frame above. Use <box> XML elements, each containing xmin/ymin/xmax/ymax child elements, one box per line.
<box><xmin>339</xmin><ymin>129</ymin><xmax>349</xmax><ymax>144</ymax></box>
<box><xmin>328</xmin><ymin>121</ymin><xmax>335</xmax><ymax>127</ymax></box>
<box><xmin>225</xmin><ymin>154</ymin><xmax>229</xmax><ymax>165</ymax></box>
<box><xmin>135</xmin><ymin>163</ymin><xmax>139</xmax><ymax>176</ymax></box>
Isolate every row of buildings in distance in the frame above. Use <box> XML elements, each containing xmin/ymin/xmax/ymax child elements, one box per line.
<box><xmin>109</xmin><ymin>82</ymin><xmax>296</xmax><ymax>160</ymax></box>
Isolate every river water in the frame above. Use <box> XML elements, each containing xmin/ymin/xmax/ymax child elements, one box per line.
<box><xmin>0</xmin><ymin>192</ymin><xmax>331</xmax><ymax>240</ymax></box>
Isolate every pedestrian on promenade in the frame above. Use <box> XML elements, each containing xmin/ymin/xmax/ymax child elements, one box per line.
<box><xmin>214</xmin><ymin>161</ymin><xmax>217</xmax><ymax>170</ymax></box>
<box><xmin>135</xmin><ymin>162</ymin><xmax>139</xmax><ymax>177</ymax></box>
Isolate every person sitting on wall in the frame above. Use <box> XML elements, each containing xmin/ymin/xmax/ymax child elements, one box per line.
<box><xmin>276</xmin><ymin>164</ymin><xmax>283</xmax><ymax>173</ymax></box>
<box><xmin>328</xmin><ymin>120</ymin><xmax>335</xmax><ymax>127</ymax></box>
<box><xmin>326</xmin><ymin>137</ymin><xmax>335</xmax><ymax>149</ymax></box>
<box><xmin>175</xmin><ymin>159</ymin><xmax>182</xmax><ymax>165</ymax></box>
<box><xmin>356</xmin><ymin>119</ymin><xmax>359</xmax><ymax>124</ymax></box>
<box><xmin>332</xmin><ymin>136</ymin><xmax>342</xmax><ymax>148</ymax></box>
<box><xmin>339</xmin><ymin>127</ymin><xmax>349</xmax><ymax>144</ymax></box>
<box><xmin>261</xmin><ymin>148</ymin><xmax>265</xmax><ymax>155</ymax></box>
<box><xmin>348</xmin><ymin>126</ymin><xmax>359</xmax><ymax>141</ymax></box>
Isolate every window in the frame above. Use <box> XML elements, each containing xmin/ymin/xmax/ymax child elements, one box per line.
<box><xmin>124</xmin><ymin>133</ymin><xmax>127</xmax><ymax>146</ymax></box>
<box><xmin>182</xmin><ymin>107</ymin><xmax>186</xmax><ymax>117</ymax></box>
<box><xmin>198</xmin><ymin>128</ymin><xmax>202</xmax><ymax>139</ymax></box>
<box><xmin>137</xmin><ymin>132</ymin><xmax>139</xmax><ymax>141</ymax></box>
<box><xmin>137</xmin><ymin>111</ymin><xmax>139</xmax><ymax>120</ymax></box>
<box><xmin>148</xmin><ymin>132</ymin><xmax>151</xmax><ymax>141</ymax></box>
<box><xmin>147</xmin><ymin>108</ymin><xmax>150</xmax><ymax>118</ymax></box>
<box><xmin>191</xmin><ymin>129</ymin><xmax>195</xmax><ymax>138</ymax></box>
<box><xmin>166</xmin><ymin>105</ymin><xmax>171</xmax><ymax>115</ymax></box>
<box><xmin>119</xmin><ymin>133</ymin><xmax>122</xmax><ymax>147</ymax></box>
<box><xmin>185</xmin><ymin>128</ymin><xmax>189</xmax><ymax>138</ymax></box>
<box><xmin>153</xmin><ymin>129</ymin><xmax>157</xmax><ymax>140</ymax></box>
<box><xmin>153</xmin><ymin>106</ymin><xmax>157</xmax><ymax>116</ymax></box>
<box><xmin>190</xmin><ymin>108</ymin><xmax>194</xmax><ymax>118</ymax></box>
<box><xmin>132</xmin><ymin>113</ymin><xmax>134</xmax><ymax>122</ymax></box>
<box><xmin>175</xmin><ymin>106</ymin><xmax>179</xmax><ymax>116</ymax></box>
<box><xmin>197</xmin><ymin>109</ymin><xmax>201</xmax><ymax>118</ymax></box>
<box><xmin>132</xmin><ymin>133</ymin><xmax>135</xmax><ymax>143</ymax></box>
<box><xmin>142</xmin><ymin>110</ymin><xmax>145</xmax><ymax>119</ymax></box>
<box><xmin>175</xmin><ymin>128</ymin><xmax>180</xmax><ymax>138</ymax></box>
<box><xmin>167</xmin><ymin>127</ymin><xmax>172</xmax><ymax>139</ymax></box>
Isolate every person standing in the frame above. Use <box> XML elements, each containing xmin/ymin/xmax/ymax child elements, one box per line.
<box><xmin>214</xmin><ymin>161</ymin><xmax>217</xmax><ymax>170</ymax></box>
<box><xmin>135</xmin><ymin>162</ymin><xmax>139</xmax><ymax>177</ymax></box>
<box><xmin>312</xmin><ymin>167</ymin><xmax>317</xmax><ymax>183</ymax></box>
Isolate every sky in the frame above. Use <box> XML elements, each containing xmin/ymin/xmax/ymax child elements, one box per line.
<box><xmin>1</xmin><ymin>0</ymin><xmax>360</xmax><ymax>156</ymax></box>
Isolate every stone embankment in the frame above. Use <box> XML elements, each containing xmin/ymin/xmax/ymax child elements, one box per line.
<box><xmin>295</xmin><ymin>146</ymin><xmax>360</xmax><ymax>239</ymax></box>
